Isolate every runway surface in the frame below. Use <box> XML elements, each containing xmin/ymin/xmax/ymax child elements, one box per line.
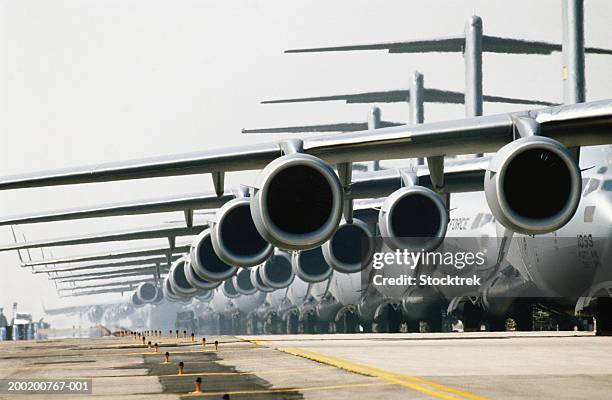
<box><xmin>0</xmin><ymin>331</ymin><xmax>610</xmax><ymax>399</ymax></box>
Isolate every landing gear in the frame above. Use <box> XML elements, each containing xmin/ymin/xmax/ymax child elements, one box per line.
<box><xmin>595</xmin><ymin>297</ymin><xmax>612</xmax><ymax>336</ymax></box>
<box><xmin>462</xmin><ymin>301</ymin><xmax>483</xmax><ymax>332</ymax></box>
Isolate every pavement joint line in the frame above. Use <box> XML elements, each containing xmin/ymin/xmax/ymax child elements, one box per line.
<box><xmin>182</xmin><ymin>381</ymin><xmax>396</xmax><ymax>397</ymax></box>
<box><xmin>278</xmin><ymin>347</ymin><xmax>488</xmax><ymax>400</ymax></box>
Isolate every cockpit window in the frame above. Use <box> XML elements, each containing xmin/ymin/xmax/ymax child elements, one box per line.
<box><xmin>603</xmin><ymin>180</ymin><xmax>612</xmax><ymax>191</ymax></box>
<box><xmin>583</xmin><ymin>179</ymin><xmax>600</xmax><ymax>197</ymax></box>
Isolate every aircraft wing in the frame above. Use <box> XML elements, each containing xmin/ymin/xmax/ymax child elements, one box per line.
<box><xmin>59</xmin><ymin>278</ymin><xmax>157</xmax><ymax>291</ymax></box>
<box><xmin>62</xmin><ymin>286</ymin><xmax>137</xmax><ymax>297</ymax></box>
<box><xmin>1</xmin><ymin>158</ymin><xmax>489</xmax><ymax>244</ymax></box>
<box><xmin>285</xmin><ymin>35</ymin><xmax>612</xmax><ymax>55</ymax></box>
<box><xmin>21</xmin><ymin>243</ymin><xmax>191</xmax><ymax>267</ymax></box>
<box><xmin>0</xmin><ymin>223</ymin><xmax>205</xmax><ymax>252</ymax></box>
<box><xmin>0</xmin><ymin>100</ymin><xmax>610</xmax><ymax>190</ymax></box>
<box><xmin>0</xmin><ymin>192</ymin><xmax>231</xmax><ymax>226</ymax></box>
<box><xmin>37</xmin><ymin>256</ymin><xmax>178</xmax><ymax>274</ymax></box>
<box><xmin>242</xmin><ymin>121</ymin><xmax>404</xmax><ymax>133</ymax></box>
<box><xmin>262</xmin><ymin>88</ymin><xmax>557</xmax><ymax>106</ymax></box>
<box><xmin>42</xmin><ymin>303</ymin><xmax>119</xmax><ymax>316</ymax></box>
<box><xmin>59</xmin><ymin>270</ymin><xmax>162</xmax><ymax>284</ymax></box>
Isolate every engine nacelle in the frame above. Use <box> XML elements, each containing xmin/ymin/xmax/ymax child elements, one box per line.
<box><xmin>136</xmin><ymin>282</ymin><xmax>159</xmax><ymax>304</ymax></box>
<box><xmin>211</xmin><ymin>198</ymin><xmax>274</xmax><ymax>267</ymax></box>
<box><xmin>322</xmin><ymin>218</ymin><xmax>376</xmax><ymax>273</ymax></box>
<box><xmin>190</xmin><ymin>229</ymin><xmax>237</xmax><ymax>282</ymax></box>
<box><xmin>151</xmin><ymin>288</ymin><xmax>164</xmax><ymax>305</ymax></box>
<box><xmin>185</xmin><ymin>258</ymin><xmax>222</xmax><ymax>291</ymax></box>
<box><xmin>196</xmin><ymin>289</ymin><xmax>214</xmax><ymax>303</ymax></box>
<box><xmin>260</xmin><ymin>250</ymin><xmax>295</xmax><ymax>289</ymax></box>
<box><xmin>163</xmin><ymin>276</ymin><xmax>188</xmax><ymax>301</ymax></box>
<box><xmin>221</xmin><ymin>278</ymin><xmax>240</xmax><ymax>299</ymax></box>
<box><xmin>233</xmin><ymin>268</ymin><xmax>257</xmax><ymax>295</ymax></box>
<box><xmin>485</xmin><ymin>136</ymin><xmax>581</xmax><ymax>234</ymax></box>
<box><xmin>378</xmin><ymin>186</ymin><xmax>448</xmax><ymax>252</ymax></box>
<box><xmin>292</xmin><ymin>246</ymin><xmax>333</xmax><ymax>283</ymax></box>
<box><xmin>131</xmin><ymin>292</ymin><xmax>144</xmax><ymax>307</ymax></box>
<box><xmin>250</xmin><ymin>266</ymin><xmax>275</xmax><ymax>293</ymax></box>
<box><xmin>251</xmin><ymin>154</ymin><xmax>343</xmax><ymax>250</ymax></box>
<box><xmin>169</xmin><ymin>258</ymin><xmax>198</xmax><ymax>297</ymax></box>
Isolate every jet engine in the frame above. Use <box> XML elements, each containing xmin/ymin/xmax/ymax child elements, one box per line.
<box><xmin>259</xmin><ymin>250</ymin><xmax>295</xmax><ymax>289</ymax></box>
<box><xmin>378</xmin><ymin>186</ymin><xmax>448</xmax><ymax>252</ymax></box>
<box><xmin>190</xmin><ymin>229</ymin><xmax>237</xmax><ymax>282</ymax></box>
<box><xmin>136</xmin><ymin>282</ymin><xmax>159</xmax><ymax>304</ymax></box>
<box><xmin>233</xmin><ymin>268</ymin><xmax>257</xmax><ymax>295</ymax></box>
<box><xmin>196</xmin><ymin>289</ymin><xmax>214</xmax><ymax>303</ymax></box>
<box><xmin>322</xmin><ymin>218</ymin><xmax>376</xmax><ymax>273</ymax></box>
<box><xmin>250</xmin><ymin>266</ymin><xmax>275</xmax><ymax>293</ymax></box>
<box><xmin>221</xmin><ymin>278</ymin><xmax>240</xmax><ymax>299</ymax></box>
<box><xmin>185</xmin><ymin>258</ymin><xmax>222</xmax><ymax>291</ymax></box>
<box><xmin>292</xmin><ymin>246</ymin><xmax>333</xmax><ymax>283</ymax></box>
<box><xmin>484</xmin><ymin>136</ymin><xmax>581</xmax><ymax>234</ymax></box>
<box><xmin>163</xmin><ymin>276</ymin><xmax>188</xmax><ymax>302</ymax></box>
<box><xmin>151</xmin><ymin>288</ymin><xmax>164</xmax><ymax>305</ymax></box>
<box><xmin>251</xmin><ymin>153</ymin><xmax>343</xmax><ymax>250</ymax></box>
<box><xmin>131</xmin><ymin>292</ymin><xmax>144</xmax><ymax>307</ymax></box>
<box><xmin>169</xmin><ymin>258</ymin><xmax>198</xmax><ymax>297</ymax></box>
<box><xmin>211</xmin><ymin>198</ymin><xmax>274</xmax><ymax>267</ymax></box>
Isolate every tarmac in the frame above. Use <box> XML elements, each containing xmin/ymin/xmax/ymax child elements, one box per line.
<box><xmin>0</xmin><ymin>331</ymin><xmax>610</xmax><ymax>399</ymax></box>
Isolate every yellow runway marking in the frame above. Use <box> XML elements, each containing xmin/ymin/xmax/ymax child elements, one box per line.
<box><xmin>279</xmin><ymin>347</ymin><xmax>488</xmax><ymax>400</ymax></box>
<box><xmin>183</xmin><ymin>381</ymin><xmax>395</xmax><ymax>397</ymax></box>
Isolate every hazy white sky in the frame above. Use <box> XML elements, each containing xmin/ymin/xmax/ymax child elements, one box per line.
<box><xmin>0</xmin><ymin>0</ymin><xmax>611</xmax><ymax>321</ymax></box>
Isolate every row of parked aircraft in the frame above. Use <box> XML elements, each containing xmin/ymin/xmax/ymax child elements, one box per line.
<box><xmin>2</xmin><ymin>4</ymin><xmax>611</xmax><ymax>334</ymax></box>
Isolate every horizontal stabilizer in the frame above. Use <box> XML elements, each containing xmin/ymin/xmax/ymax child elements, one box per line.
<box><xmin>286</xmin><ymin>36</ymin><xmax>464</xmax><ymax>54</ymax></box>
<box><xmin>242</xmin><ymin>121</ymin><xmax>403</xmax><ymax>134</ymax></box>
<box><xmin>263</xmin><ymin>88</ymin><xmax>558</xmax><ymax>106</ymax></box>
<box><xmin>285</xmin><ymin>35</ymin><xmax>612</xmax><ymax>55</ymax></box>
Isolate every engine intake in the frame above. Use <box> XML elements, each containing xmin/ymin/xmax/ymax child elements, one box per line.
<box><xmin>169</xmin><ymin>258</ymin><xmax>198</xmax><ymax>297</ymax></box>
<box><xmin>322</xmin><ymin>218</ymin><xmax>376</xmax><ymax>273</ymax></box>
<box><xmin>136</xmin><ymin>282</ymin><xmax>159</xmax><ymax>304</ymax></box>
<box><xmin>251</xmin><ymin>154</ymin><xmax>343</xmax><ymax>250</ymax></box>
<box><xmin>250</xmin><ymin>266</ymin><xmax>275</xmax><ymax>293</ymax></box>
<box><xmin>131</xmin><ymin>292</ymin><xmax>144</xmax><ymax>307</ymax></box>
<box><xmin>196</xmin><ymin>290</ymin><xmax>214</xmax><ymax>303</ymax></box>
<box><xmin>292</xmin><ymin>246</ymin><xmax>333</xmax><ymax>283</ymax></box>
<box><xmin>185</xmin><ymin>258</ymin><xmax>222</xmax><ymax>291</ymax></box>
<box><xmin>190</xmin><ymin>229</ymin><xmax>238</xmax><ymax>282</ymax></box>
<box><xmin>212</xmin><ymin>198</ymin><xmax>274</xmax><ymax>267</ymax></box>
<box><xmin>485</xmin><ymin>136</ymin><xmax>581</xmax><ymax>234</ymax></box>
<box><xmin>260</xmin><ymin>251</ymin><xmax>295</xmax><ymax>289</ymax></box>
<box><xmin>378</xmin><ymin>186</ymin><xmax>448</xmax><ymax>252</ymax></box>
<box><xmin>233</xmin><ymin>268</ymin><xmax>257</xmax><ymax>295</ymax></box>
<box><xmin>221</xmin><ymin>278</ymin><xmax>241</xmax><ymax>299</ymax></box>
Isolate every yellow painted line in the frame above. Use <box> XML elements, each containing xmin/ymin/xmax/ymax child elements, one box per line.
<box><xmin>301</xmin><ymin>349</ymin><xmax>488</xmax><ymax>400</ymax></box>
<box><xmin>279</xmin><ymin>347</ymin><xmax>488</xmax><ymax>400</ymax></box>
<box><xmin>183</xmin><ymin>381</ymin><xmax>395</xmax><ymax>397</ymax></box>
